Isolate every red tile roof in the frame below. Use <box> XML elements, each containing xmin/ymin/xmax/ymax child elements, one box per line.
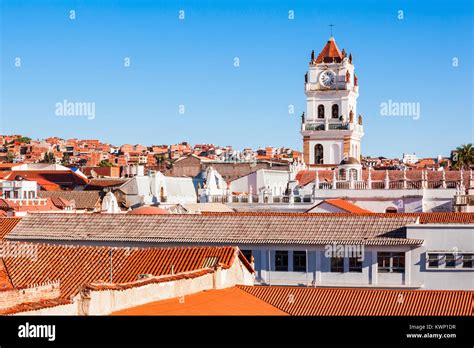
<box><xmin>0</xmin><ymin>298</ymin><xmax>71</xmax><ymax>315</ymax></box>
<box><xmin>201</xmin><ymin>212</ymin><xmax>474</xmax><ymax>224</ymax></box>
<box><xmin>239</xmin><ymin>286</ymin><xmax>474</xmax><ymax>316</ymax></box>
<box><xmin>313</xmin><ymin>199</ymin><xmax>372</xmax><ymax>213</ymax></box>
<box><xmin>1</xmin><ymin>243</ymin><xmax>252</xmax><ymax>299</ymax></box>
<box><xmin>0</xmin><ymin>218</ymin><xmax>21</xmax><ymax>239</ymax></box>
<box><xmin>304</xmin><ymin>212</ymin><xmax>474</xmax><ymax>224</ymax></box>
<box><xmin>315</xmin><ymin>37</ymin><xmax>343</xmax><ymax>63</ymax></box>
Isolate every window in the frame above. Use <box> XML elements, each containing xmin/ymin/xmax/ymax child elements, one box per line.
<box><xmin>378</xmin><ymin>252</ymin><xmax>405</xmax><ymax>273</ymax></box>
<box><xmin>462</xmin><ymin>254</ymin><xmax>473</xmax><ymax>268</ymax></box>
<box><xmin>314</xmin><ymin>144</ymin><xmax>324</xmax><ymax>164</ymax></box>
<box><xmin>275</xmin><ymin>250</ymin><xmax>288</xmax><ymax>271</ymax></box>
<box><xmin>332</xmin><ymin>104</ymin><xmax>339</xmax><ymax>119</ymax></box>
<box><xmin>349</xmin><ymin>257</ymin><xmax>362</xmax><ymax>272</ymax></box>
<box><xmin>445</xmin><ymin>254</ymin><xmax>456</xmax><ymax>268</ymax></box>
<box><xmin>385</xmin><ymin>207</ymin><xmax>397</xmax><ymax>213</ymax></box>
<box><xmin>241</xmin><ymin>250</ymin><xmax>252</xmax><ymax>263</ymax></box>
<box><xmin>293</xmin><ymin>251</ymin><xmax>306</xmax><ymax>272</ymax></box>
<box><xmin>339</xmin><ymin>169</ymin><xmax>346</xmax><ymax>180</ymax></box>
<box><xmin>317</xmin><ymin>105</ymin><xmax>325</xmax><ymax>119</ymax></box>
<box><xmin>427</xmin><ymin>253</ymin><xmax>440</xmax><ymax>268</ymax></box>
<box><xmin>330</xmin><ymin>257</ymin><xmax>344</xmax><ymax>273</ymax></box>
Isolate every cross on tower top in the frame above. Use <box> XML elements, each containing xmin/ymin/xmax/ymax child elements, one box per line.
<box><xmin>328</xmin><ymin>23</ymin><xmax>335</xmax><ymax>37</ymax></box>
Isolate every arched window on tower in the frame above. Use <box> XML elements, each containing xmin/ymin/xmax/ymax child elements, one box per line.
<box><xmin>339</xmin><ymin>169</ymin><xmax>346</xmax><ymax>180</ymax></box>
<box><xmin>314</xmin><ymin>144</ymin><xmax>324</xmax><ymax>164</ymax></box>
<box><xmin>318</xmin><ymin>105</ymin><xmax>325</xmax><ymax>119</ymax></box>
<box><xmin>332</xmin><ymin>104</ymin><xmax>339</xmax><ymax>119</ymax></box>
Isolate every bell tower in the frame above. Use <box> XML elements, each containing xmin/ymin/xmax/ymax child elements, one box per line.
<box><xmin>301</xmin><ymin>36</ymin><xmax>364</xmax><ymax>167</ymax></box>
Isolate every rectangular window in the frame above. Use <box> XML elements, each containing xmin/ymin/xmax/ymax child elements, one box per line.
<box><xmin>445</xmin><ymin>254</ymin><xmax>456</xmax><ymax>268</ymax></box>
<box><xmin>378</xmin><ymin>252</ymin><xmax>405</xmax><ymax>273</ymax></box>
<box><xmin>462</xmin><ymin>254</ymin><xmax>473</xmax><ymax>268</ymax></box>
<box><xmin>293</xmin><ymin>251</ymin><xmax>306</xmax><ymax>272</ymax></box>
<box><xmin>427</xmin><ymin>253</ymin><xmax>440</xmax><ymax>268</ymax></box>
<box><xmin>275</xmin><ymin>251</ymin><xmax>288</xmax><ymax>272</ymax></box>
<box><xmin>377</xmin><ymin>252</ymin><xmax>391</xmax><ymax>273</ymax></box>
<box><xmin>241</xmin><ymin>250</ymin><xmax>252</xmax><ymax>263</ymax></box>
<box><xmin>391</xmin><ymin>252</ymin><xmax>405</xmax><ymax>273</ymax></box>
<box><xmin>330</xmin><ymin>257</ymin><xmax>344</xmax><ymax>273</ymax></box>
<box><xmin>349</xmin><ymin>257</ymin><xmax>362</xmax><ymax>273</ymax></box>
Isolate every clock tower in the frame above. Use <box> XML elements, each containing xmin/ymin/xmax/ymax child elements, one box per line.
<box><xmin>301</xmin><ymin>36</ymin><xmax>364</xmax><ymax>167</ymax></box>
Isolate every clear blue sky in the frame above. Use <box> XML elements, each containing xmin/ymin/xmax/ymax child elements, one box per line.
<box><xmin>1</xmin><ymin>0</ymin><xmax>472</xmax><ymax>158</ymax></box>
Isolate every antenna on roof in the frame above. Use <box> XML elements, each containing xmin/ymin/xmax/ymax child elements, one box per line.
<box><xmin>328</xmin><ymin>23</ymin><xmax>335</xmax><ymax>38</ymax></box>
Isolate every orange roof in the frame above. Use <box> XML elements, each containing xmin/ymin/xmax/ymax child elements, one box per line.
<box><xmin>239</xmin><ymin>286</ymin><xmax>474</xmax><ymax>316</ymax></box>
<box><xmin>0</xmin><ymin>217</ymin><xmax>21</xmax><ymax>239</ymax></box>
<box><xmin>1</xmin><ymin>243</ymin><xmax>252</xmax><ymax>298</ymax></box>
<box><xmin>315</xmin><ymin>37</ymin><xmax>343</xmax><ymax>63</ymax></box>
<box><xmin>112</xmin><ymin>287</ymin><xmax>287</xmax><ymax>316</ymax></box>
<box><xmin>128</xmin><ymin>206</ymin><xmax>169</xmax><ymax>215</ymax></box>
<box><xmin>315</xmin><ymin>199</ymin><xmax>372</xmax><ymax>213</ymax></box>
<box><xmin>201</xmin><ymin>211</ymin><xmax>474</xmax><ymax>223</ymax></box>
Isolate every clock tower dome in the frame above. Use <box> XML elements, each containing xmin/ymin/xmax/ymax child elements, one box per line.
<box><xmin>301</xmin><ymin>36</ymin><xmax>364</xmax><ymax>167</ymax></box>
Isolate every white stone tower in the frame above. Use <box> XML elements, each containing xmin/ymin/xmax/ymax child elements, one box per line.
<box><xmin>301</xmin><ymin>37</ymin><xmax>364</xmax><ymax>167</ymax></box>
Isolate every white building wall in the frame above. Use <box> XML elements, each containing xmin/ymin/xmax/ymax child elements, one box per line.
<box><xmin>407</xmin><ymin>224</ymin><xmax>474</xmax><ymax>290</ymax></box>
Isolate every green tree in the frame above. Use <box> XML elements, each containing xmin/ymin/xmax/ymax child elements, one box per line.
<box><xmin>452</xmin><ymin>143</ymin><xmax>474</xmax><ymax>170</ymax></box>
<box><xmin>61</xmin><ymin>153</ymin><xmax>71</xmax><ymax>165</ymax></box>
<box><xmin>98</xmin><ymin>160</ymin><xmax>114</xmax><ymax>167</ymax></box>
<box><xmin>41</xmin><ymin>152</ymin><xmax>56</xmax><ymax>163</ymax></box>
<box><xmin>17</xmin><ymin>136</ymin><xmax>31</xmax><ymax>143</ymax></box>
<box><xmin>6</xmin><ymin>152</ymin><xmax>15</xmax><ymax>163</ymax></box>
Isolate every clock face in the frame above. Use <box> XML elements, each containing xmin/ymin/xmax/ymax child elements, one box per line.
<box><xmin>319</xmin><ymin>70</ymin><xmax>336</xmax><ymax>88</ymax></box>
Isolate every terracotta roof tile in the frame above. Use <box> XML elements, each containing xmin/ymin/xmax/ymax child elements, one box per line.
<box><xmin>0</xmin><ymin>298</ymin><xmax>71</xmax><ymax>315</ymax></box>
<box><xmin>315</xmin><ymin>37</ymin><xmax>343</xmax><ymax>63</ymax></box>
<box><xmin>239</xmin><ymin>286</ymin><xmax>474</xmax><ymax>316</ymax></box>
<box><xmin>1</xmin><ymin>242</ymin><xmax>251</xmax><ymax>299</ymax></box>
<box><xmin>38</xmin><ymin>191</ymin><xmax>101</xmax><ymax>210</ymax></box>
<box><xmin>0</xmin><ymin>218</ymin><xmax>21</xmax><ymax>239</ymax></box>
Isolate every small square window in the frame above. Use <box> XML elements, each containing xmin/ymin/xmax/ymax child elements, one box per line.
<box><xmin>445</xmin><ymin>254</ymin><xmax>456</xmax><ymax>268</ymax></box>
<box><xmin>428</xmin><ymin>254</ymin><xmax>440</xmax><ymax>268</ymax></box>
<box><xmin>462</xmin><ymin>254</ymin><xmax>473</xmax><ymax>268</ymax></box>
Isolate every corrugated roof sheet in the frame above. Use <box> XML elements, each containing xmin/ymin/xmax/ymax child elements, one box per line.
<box><xmin>239</xmin><ymin>286</ymin><xmax>474</xmax><ymax>316</ymax></box>
<box><xmin>5</xmin><ymin>213</ymin><xmax>421</xmax><ymax>246</ymax></box>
